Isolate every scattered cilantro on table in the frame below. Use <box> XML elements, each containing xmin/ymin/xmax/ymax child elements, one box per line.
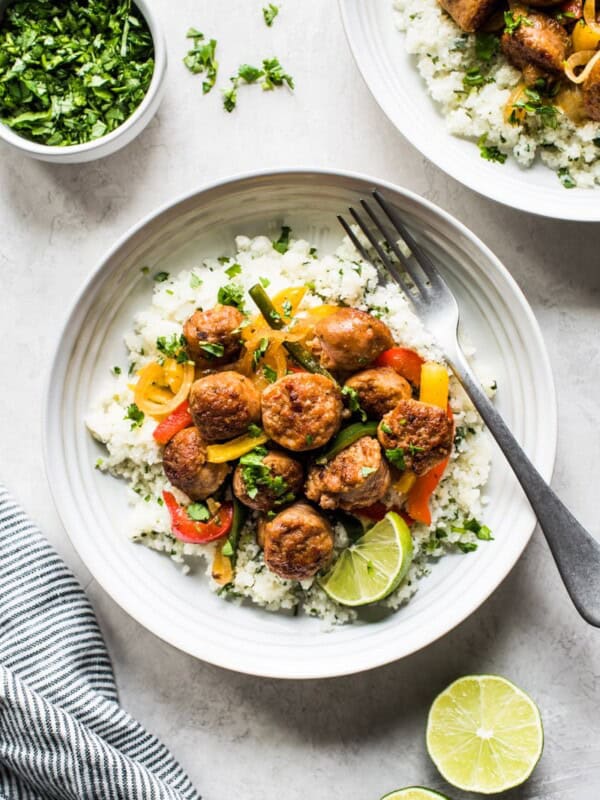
<box><xmin>222</xmin><ymin>58</ymin><xmax>294</xmax><ymax>112</ymax></box>
<box><xmin>263</xmin><ymin>4</ymin><xmax>280</xmax><ymax>27</ymax></box>
<box><xmin>0</xmin><ymin>0</ymin><xmax>154</xmax><ymax>146</ymax></box>
<box><xmin>183</xmin><ymin>27</ymin><xmax>218</xmax><ymax>93</ymax></box>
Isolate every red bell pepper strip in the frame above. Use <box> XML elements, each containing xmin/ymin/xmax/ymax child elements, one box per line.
<box><xmin>374</xmin><ymin>347</ymin><xmax>424</xmax><ymax>386</ymax></box>
<box><xmin>163</xmin><ymin>491</ymin><xmax>233</xmax><ymax>543</ymax></box>
<box><xmin>406</xmin><ymin>458</ymin><xmax>449</xmax><ymax>526</ymax></box>
<box><xmin>357</xmin><ymin>502</ymin><xmax>414</xmax><ymax>527</ymax></box>
<box><xmin>153</xmin><ymin>400</ymin><xmax>193</xmax><ymax>445</ymax></box>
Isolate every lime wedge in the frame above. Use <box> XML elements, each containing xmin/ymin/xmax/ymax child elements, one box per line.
<box><xmin>426</xmin><ymin>675</ymin><xmax>543</xmax><ymax>794</ymax></box>
<box><xmin>320</xmin><ymin>512</ymin><xmax>413</xmax><ymax>606</ymax></box>
<box><xmin>381</xmin><ymin>788</ymin><xmax>451</xmax><ymax>800</ymax></box>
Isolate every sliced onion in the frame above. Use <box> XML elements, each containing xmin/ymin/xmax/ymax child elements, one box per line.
<box><xmin>134</xmin><ymin>361</ymin><xmax>195</xmax><ymax>419</ymax></box>
<box><xmin>564</xmin><ymin>48</ymin><xmax>600</xmax><ymax>83</ymax></box>
<box><xmin>584</xmin><ymin>0</ymin><xmax>600</xmax><ymax>34</ymax></box>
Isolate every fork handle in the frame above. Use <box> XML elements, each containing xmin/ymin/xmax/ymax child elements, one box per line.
<box><xmin>448</xmin><ymin>347</ymin><xmax>600</xmax><ymax>627</ymax></box>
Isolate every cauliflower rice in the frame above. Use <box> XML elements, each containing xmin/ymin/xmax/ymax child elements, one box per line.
<box><xmin>394</xmin><ymin>0</ymin><xmax>600</xmax><ymax>188</ymax></box>
<box><xmin>87</xmin><ymin>231</ymin><xmax>493</xmax><ymax>626</ymax></box>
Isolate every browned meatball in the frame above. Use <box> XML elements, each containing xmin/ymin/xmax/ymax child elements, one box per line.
<box><xmin>162</xmin><ymin>427</ymin><xmax>229</xmax><ymax>500</ymax></box>
<box><xmin>233</xmin><ymin>450</ymin><xmax>304</xmax><ymax>512</ymax></box>
<box><xmin>583</xmin><ymin>59</ymin><xmax>600</xmax><ymax>121</ymax></box>
<box><xmin>311</xmin><ymin>309</ymin><xmax>394</xmax><ymax>372</ymax></box>
<box><xmin>305</xmin><ymin>436</ymin><xmax>391</xmax><ymax>512</ymax></box>
<box><xmin>261</xmin><ymin>373</ymin><xmax>342</xmax><ymax>451</ymax></box>
<box><xmin>501</xmin><ymin>9</ymin><xmax>570</xmax><ymax>75</ymax></box>
<box><xmin>189</xmin><ymin>371</ymin><xmax>261</xmax><ymax>442</ymax></box>
<box><xmin>183</xmin><ymin>305</ymin><xmax>244</xmax><ymax>369</ymax></box>
<box><xmin>345</xmin><ymin>367</ymin><xmax>412</xmax><ymax>419</ymax></box>
<box><xmin>262</xmin><ymin>502</ymin><xmax>334</xmax><ymax>581</ymax></box>
<box><xmin>378</xmin><ymin>399</ymin><xmax>453</xmax><ymax>477</ymax></box>
<box><xmin>439</xmin><ymin>0</ymin><xmax>498</xmax><ymax>32</ymax></box>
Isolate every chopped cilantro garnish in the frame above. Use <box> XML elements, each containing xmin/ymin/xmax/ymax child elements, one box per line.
<box><xmin>282</xmin><ymin>299</ymin><xmax>293</xmax><ymax>318</ymax></box>
<box><xmin>198</xmin><ymin>342</ymin><xmax>225</xmax><ymax>359</ymax></box>
<box><xmin>247</xmin><ymin>424</ymin><xmax>263</xmax><ymax>438</ymax></box>
<box><xmin>262</xmin><ymin>364</ymin><xmax>278</xmax><ymax>383</ymax></box>
<box><xmin>217</xmin><ymin>281</ymin><xmax>245</xmax><ymax>310</ymax></box>
<box><xmin>309</xmin><ymin>247</ymin><xmax>318</xmax><ymax>259</ymax></box>
<box><xmin>261</xmin><ymin>57</ymin><xmax>294</xmax><ymax>91</ymax></box>
<box><xmin>361</xmin><ymin>466</ymin><xmax>376</xmax><ymax>478</ymax></box>
<box><xmin>187</xmin><ymin>502</ymin><xmax>210</xmax><ymax>522</ymax></box>
<box><xmin>341</xmin><ymin>385</ymin><xmax>367</xmax><ymax>422</ymax></box>
<box><xmin>239</xmin><ymin>446</ymin><xmax>291</xmax><ymax>503</ymax></box>
<box><xmin>0</xmin><ymin>0</ymin><xmax>154</xmax><ymax>147</ymax></box>
<box><xmin>305</xmin><ymin>434</ymin><xmax>314</xmax><ymax>446</ymax></box>
<box><xmin>183</xmin><ymin>28</ymin><xmax>218</xmax><ymax>94</ymax></box>
<box><xmin>558</xmin><ymin>168</ymin><xmax>576</xmax><ymax>189</ymax></box>
<box><xmin>225</xmin><ymin>263</ymin><xmax>242</xmax><ymax>278</ymax></box>
<box><xmin>124</xmin><ymin>403</ymin><xmax>144</xmax><ymax>430</ymax></box>
<box><xmin>477</xmin><ymin>134</ymin><xmax>507</xmax><ymax>164</ymax></box>
<box><xmin>475</xmin><ymin>32</ymin><xmax>499</xmax><ymax>62</ymax></box>
<box><xmin>273</xmin><ymin>226</ymin><xmax>291</xmax><ymax>254</ymax></box>
<box><xmin>141</xmin><ymin>266</ymin><xmax>150</xmax><ymax>275</ymax></box>
<box><xmin>154</xmin><ymin>271</ymin><xmax>170</xmax><ymax>283</ymax></box>
<box><xmin>457</xmin><ymin>541</ymin><xmax>478</xmax><ymax>553</ymax></box>
<box><xmin>112</xmin><ymin>366</ymin><xmax>122</xmax><ymax>376</ymax></box>
<box><xmin>504</xmin><ymin>10</ymin><xmax>532</xmax><ymax>35</ymax></box>
<box><xmin>381</xmin><ymin>422</ymin><xmax>393</xmax><ymax>435</ymax></box>
<box><xmin>263</xmin><ymin>3</ymin><xmax>280</xmax><ymax>26</ymax></box>
<box><xmin>252</xmin><ymin>337</ymin><xmax>269</xmax><ymax>368</ymax></box>
<box><xmin>238</xmin><ymin>64</ymin><xmax>264</xmax><ymax>84</ymax></box>
<box><xmin>222</xmin><ymin>58</ymin><xmax>294</xmax><ymax>111</ymax></box>
<box><xmin>452</xmin><ymin>518</ymin><xmax>493</xmax><ymax>541</ymax></box>
<box><xmin>385</xmin><ymin>448</ymin><xmax>406</xmax><ymax>470</ymax></box>
<box><xmin>259</xmin><ymin>276</ymin><xmax>271</xmax><ymax>288</ymax></box>
<box><xmin>156</xmin><ymin>334</ymin><xmax>188</xmax><ymax>363</ymax></box>
<box><xmin>190</xmin><ymin>272</ymin><xmax>203</xmax><ymax>289</ymax></box>
<box><xmin>509</xmin><ymin>88</ymin><xmax>558</xmax><ymax>129</ymax></box>
<box><xmin>221</xmin><ymin>540</ymin><xmax>234</xmax><ymax>557</ymax></box>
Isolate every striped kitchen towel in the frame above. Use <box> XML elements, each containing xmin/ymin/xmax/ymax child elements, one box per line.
<box><xmin>0</xmin><ymin>485</ymin><xmax>200</xmax><ymax>800</ymax></box>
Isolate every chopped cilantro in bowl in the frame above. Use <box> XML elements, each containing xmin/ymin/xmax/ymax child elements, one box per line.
<box><xmin>0</xmin><ymin>0</ymin><xmax>166</xmax><ymax>159</ymax></box>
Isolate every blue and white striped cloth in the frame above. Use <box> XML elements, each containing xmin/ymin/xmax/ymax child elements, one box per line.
<box><xmin>0</xmin><ymin>485</ymin><xmax>200</xmax><ymax>800</ymax></box>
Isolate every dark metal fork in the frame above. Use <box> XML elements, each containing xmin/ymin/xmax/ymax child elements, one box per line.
<box><xmin>339</xmin><ymin>189</ymin><xmax>600</xmax><ymax>627</ymax></box>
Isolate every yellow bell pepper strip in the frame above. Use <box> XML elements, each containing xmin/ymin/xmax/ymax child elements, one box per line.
<box><xmin>419</xmin><ymin>362</ymin><xmax>450</xmax><ymax>410</ymax></box>
<box><xmin>206</xmin><ymin>429</ymin><xmax>269</xmax><ymax>463</ymax></box>
<box><xmin>316</xmin><ymin>422</ymin><xmax>379</xmax><ymax>464</ymax></box>
<box><xmin>249</xmin><ymin>283</ymin><xmax>335</xmax><ymax>380</ymax></box>
<box><xmin>212</xmin><ymin>540</ymin><xmax>234</xmax><ymax>585</ymax></box>
<box><xmin>405</xmin><ymin>362</ymin><xmax>452</xmax><ymax>524</ymax></box>
<box><xmin>394</xmin><ymin>470</ymin><xmax>417</xmax><ymax>495</ymax></box>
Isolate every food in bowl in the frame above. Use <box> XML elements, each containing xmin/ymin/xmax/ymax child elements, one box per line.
<box><xmin>87</xmin><ymin>230</ymin><xmax>493</xmax><ymax>624</ymax></box>
<box><xmin>394</xmin><ymin>0</ymin><xmax>600</xmax><ymax>188</ymax></box>
<box><xmin>0</xmin><ymin>0</ymin><xmax>154</xmax><ymax>146</ymax></box>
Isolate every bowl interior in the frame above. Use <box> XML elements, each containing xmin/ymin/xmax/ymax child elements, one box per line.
<box><xmin>44</xmin><ymin>171</ymin><xmax>557</xmax><ymax>678</ymax></box>
<box><xmin>339</xmin><ymin>0</ymin><xmax>599</xmax><ymax>220</ymax></box>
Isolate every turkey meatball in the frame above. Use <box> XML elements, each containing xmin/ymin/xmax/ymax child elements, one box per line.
<box><xmin>233</xmin><ymin>450</ymin><xmax>304</xmax><ymax>512</ymax></box>
<box><xmin>305</xmin><ymin>436</ymin><xmax>391</xmax><ymax>512</ymax></box>
<box><xmin>183</xmin><ymin>304</ymin><xmax>244</xmax><ymax>369</ymax></box>
<box><xmin>189</xmin><ymin>371</ymin><xmax>261</xmax><ymax>442</ymax></box>
<box><xmin>344</xmin><ymin>367</ymin><xmax>412</xmax><ymax>418</ymax></box>
<box><xmin>262</xmin><ymin>502</ymin><xmax>334</xmax><ymax>581</ymax></box>
<box><xmin>311</xmin><ymin>308</ymin><xmax>394</xmax><ymax>372</ymax></box>
<box><xmin>261</xmin><ymin>373</ymin><xmax>342</xmax><ymax>451</ymax></box>
<box><xmin>378</xmin><ymin>399</ymin><xmax>453</xmax><ymax>476</ymax></box>
<box><xmin>162</xmin><ymin>427</ymin><xmax>229</xmax><ymax>501</ymax></box>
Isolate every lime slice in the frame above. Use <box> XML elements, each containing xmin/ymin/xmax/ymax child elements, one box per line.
<box><xmin>381</xmin><ymin>788</ymin><xmax>451</xmax><ymax>800</ymax></box>
<box><xmin>426</xmin><ymin>675</ymin><xmax>543</xmax><ymax>794</ymax></box>
<box><xmin>320</xmin><ymin>512</ymin><xmax>413</xmax><ymax>606</ymax></box>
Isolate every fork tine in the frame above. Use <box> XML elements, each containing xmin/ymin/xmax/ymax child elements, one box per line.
<box><xmin>336</xmin><ymin>215</ymin><xmax>371</xmax><ymax>262</ymax></box>
<box><xmin>359</xmin><ymin>198</ymin><xmax>427</xmax><ymax>296</ymax></box>
<box><xmin>347</xmin><ymin>207</ymin><xmax>416</xmax><ymax>301</ymax></box>
<box><xmin>372</xmin><ymin>189</ymin><xmax>445</xmax><ymax>290</ymax></box>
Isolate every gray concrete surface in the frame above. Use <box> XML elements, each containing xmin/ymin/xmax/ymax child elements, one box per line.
<box><xmin>1</xmin><ymin>2</ymin><xmax>598</xmax><ymax>798</ymax></box>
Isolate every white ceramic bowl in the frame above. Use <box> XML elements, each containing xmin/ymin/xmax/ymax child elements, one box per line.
<box><xmin>0</xmin><ymin>0</ymin><xmax>167</xmax><ymax>164</ymax></box>
<box><xmin>339</xmin><ymin>0</ymin><xmax>600</xmax><ymax>221</ymax></box>
<box><xmin>44</xmin><ymin>169</ymin><xmax>557</xmax><ymax>679</ymax></box>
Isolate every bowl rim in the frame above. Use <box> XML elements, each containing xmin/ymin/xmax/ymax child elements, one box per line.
<box><xmin>0</xmin><ymin>0</ymin><xmax>166</xmax><ymax>156</ymax></box>
<box><xmin>42</xmin><ymin>167</ymin><xmax>558</xmax><ymax>678</ymax></box>
<box><xmin>338</xmin><ymin>0</ymin><xmax>600</xmax><ymax>222</ymax></box>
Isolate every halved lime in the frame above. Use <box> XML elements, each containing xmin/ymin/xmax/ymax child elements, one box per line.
<box><xmin>381</xmin><ymin>788</ymin><xmax>450</xmax><ymax>800</ymax></box>
<box><xmin>426</xmin><ymin>675</ymin><xmax>544</xmax><ymax>794</ymax></box>
<box><xmin>320</xmin><ymin>512</ymin><xmax>413</xmax><ymax>606</ymax></box>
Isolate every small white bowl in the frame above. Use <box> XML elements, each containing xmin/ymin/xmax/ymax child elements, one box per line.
<box><xmin>0</xmin><ymin>0</ymin><xmax>167</xmax><ymax>163</ymax></box>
